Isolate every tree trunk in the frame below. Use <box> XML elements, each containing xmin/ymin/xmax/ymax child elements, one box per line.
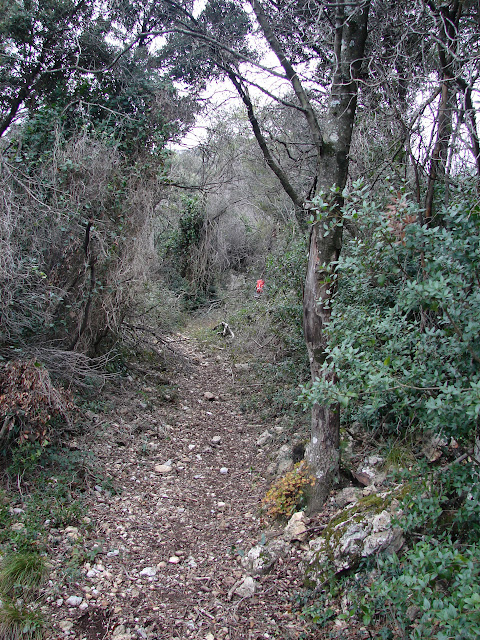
<box><xmin>303</xmin><ymin>222</ymin><xmax>342</xmax><ymax>507</ymax></box>
<box><xmin>247</xmin><ymin>0</ymin><xmax>370</xmax><ymax>507</ymax></box>
<box><xmin>424</xmin><ymin>1</ymin><xmax>462</xmax><ymax>221</ymax></box>
<box><xmin>303</xmin><ymin>1</ymin><xmax>370</xmax><ymax>508</ymax></box>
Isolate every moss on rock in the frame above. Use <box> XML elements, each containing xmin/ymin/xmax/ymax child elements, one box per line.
<box><xmin>304</xmin><ymin>490</ymin><xmax>403</xmax><ymax>588</ymax></box>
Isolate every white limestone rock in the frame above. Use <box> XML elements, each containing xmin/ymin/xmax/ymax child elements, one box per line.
<box><xmin>283</xmin><ymin>511</ymin><xmax>308</xmax><ymax>542</ymax></box>
<box><xmin>234</xmin><ymin>576</ymin><xmax>257</xmax><ymax>598</ymax></box>
<box><xmin>256</xmin><ymin>430</ymin><xmax>273</xmax><ymax>447</ymax></box>
<box><xmin>241</xmin><ymin>539</ymin><xmax>288</xmax><ymax>576</ymax></box>
<box><xmin>304</xmin><ymin>495</ymin><xmax>404</xmax><ymax>588</ymax></box>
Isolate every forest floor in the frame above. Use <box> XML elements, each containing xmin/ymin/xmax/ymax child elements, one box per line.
<box><xmin>45</xmin><ymin>331</ymin><xmax>314</xmax><ymax>640</ymax></box>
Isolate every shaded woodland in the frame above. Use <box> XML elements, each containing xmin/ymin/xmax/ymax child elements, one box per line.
<box><xmin>1</xmin><ymin>1</ymin><xmax>480</xmax><ymax>638</ymax></box>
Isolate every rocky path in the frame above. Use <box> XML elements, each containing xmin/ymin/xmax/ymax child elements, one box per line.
<box><xmin>50</xmin><ymin>336</ymin><xmax>306</xmax><ymax>640</ymax></box>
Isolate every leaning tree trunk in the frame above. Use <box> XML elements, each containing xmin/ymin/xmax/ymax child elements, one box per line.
<box><xmin>303</xmin><ymin>2</ymin><xmax>370</xmax><ymax>509</ymax></box>
<box><xmin>424</xmin><ymin>0</ymin><xmax>462</xmax><ymax>222</ymax></box>
<box><xmin>248</xmin><ymin>0</ymin><xmax>370</xmax><ymax>508</ymax></box>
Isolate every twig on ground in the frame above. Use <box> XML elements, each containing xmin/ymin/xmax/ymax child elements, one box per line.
<box><xmin>252</xmin><ymin>337</ymin><xmax>275</xmax><ymax>349</ymax></box>
<box><xmin>196</xmin><ymin>606</ymin><xmax>216</xmax><ymax>621</ymax></box>
<box><xmin>192</xmin><ymin>576</ymin><xmax>212</xmax><ymax>581</ymax></box>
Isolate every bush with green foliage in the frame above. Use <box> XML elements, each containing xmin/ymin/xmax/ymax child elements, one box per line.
<box><xmin>300</xmin><ymin>180</ymin><xmax>480</xmax><ymax>445</ymax></box>
<box><xmin>299</xmin><ymin>180</ymin><xmax>480</xmax><ymax>639</ymax></box>
<box><xmin>398</xmin><ymin>460</ymin><xmax>480</xmax><ymax>541</ymax></box>
<box><xmin>358</xmin><ymin>536</ymin><xmax>480</xmax><ymax>639</ymax></box>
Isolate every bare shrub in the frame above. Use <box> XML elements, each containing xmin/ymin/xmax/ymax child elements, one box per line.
<box><xmin>0</xmin><ymin>360</ymin><xmax>76</xmax><ymax>446</ymax></box>
<box><xmin>0</xmin><ymin>129</ymin><xmax>162</xmax><ymax>362</ymax></box>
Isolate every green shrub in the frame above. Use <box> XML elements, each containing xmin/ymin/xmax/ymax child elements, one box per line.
<box><xmin>358</xmin><ymin>537</ymin><xmax>480</xmax><ymax>639</ymax></box>
<box><xmin>397</xmin><ymin>461</ymin><xmax>480</xmax><ymax>542</ymax></box>
<box><xmin>300</xmin><ymin>180</ymin><xmax>480</xmax><ymax>446</ymax></box>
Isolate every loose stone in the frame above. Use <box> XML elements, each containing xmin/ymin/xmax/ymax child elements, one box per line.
<box><xmin>154</xmin><ymin>464</ymin><xmax>173</xmax><ymax>474</ymax></box>
<box><xmin>234</xmin><ymin>576</ymin><xmax>257</xmax><ymax>598</ymax></box>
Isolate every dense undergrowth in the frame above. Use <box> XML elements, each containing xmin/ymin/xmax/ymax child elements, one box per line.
<box><xmin>295</xmin><ymin>181</ymin><xmax>480</xmax><ymax>639</ymax></box>
<box><xmin>208</xmin><ymin>179</ymin><xmax>480</xmax><ymax>638</ymax></box>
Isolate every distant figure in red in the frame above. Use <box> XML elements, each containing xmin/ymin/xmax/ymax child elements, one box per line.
<box><xmin>256</xmin><ymin>279</ymin><xmax>265</xmax><ymax>294</ymax></box>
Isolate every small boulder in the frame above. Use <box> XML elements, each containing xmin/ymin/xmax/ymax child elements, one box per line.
<box><xmin>241</xmin><ymin>539</ymin><xmax>287</xmax><ymax>576</ymax></box>
<box><xmin>283</xmin><ymin>511</ymin><xmax>308</xmax><ymax>542</ymax></box>
<box><xmin>304</xmin><ymin>494</ymin><xmax>404</xmax><ymax>588</ymax></box>
<box><xmin>64</xmin><ymin>526</ymin><xmax>80</xmax><ymax>541</ymax></box>
<box><xmin>112</xmin><ymin>625</ymin><xmax>132</xmax><ymax>639</ymax></box>
<box><xmin>58</xmin><ymin>620</ymin><xmax>74</xmax><ymax>632</ymax></box>
<box><xmin>234</xmin><ymin>576</ymin><xmax>257</xmax><ymax>598</ymax></box>
<box><xmin>154</xmin><ymin>464</ymin><xmax>173</xmax><ymax>474</ymax></box>
<box><xmin>355</xmin><ymin>455</ymin><xmax>387</xmax><ymax>487</ymax></box>
<box><xmin>275</xmin><ymin>444</ymin><xmax>293</xmax><ymax>475</ymax></box>
<box><xmin>256</xmin><ymin>430</ymin><xmax>273</xmax><ymax>447</ymax></box>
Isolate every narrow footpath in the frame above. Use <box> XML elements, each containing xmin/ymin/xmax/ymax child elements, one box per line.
<box><xmin>50</xmin><ymin>335</ymin><xmax>306</xmax><ymax>640</ymax></box>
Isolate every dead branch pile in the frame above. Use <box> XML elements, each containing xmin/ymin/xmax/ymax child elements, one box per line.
<box><xmin>0</xmin><ymin>360</ymin><xmax>76</xmax><ymax>445</ymax></box>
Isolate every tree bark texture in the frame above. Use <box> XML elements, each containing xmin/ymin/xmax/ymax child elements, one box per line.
<box><xmin>303</xmin><ymin>222</ymin><xmax>342</xmax><ymax>508</ymax></box>
<box><xmin>303</xmin><ymin>1</ymin><xmax>370</xmax><ymax>508</ymax></box>
<box><xmin>424</xmin><ymin>1</ymin><xmax>462</xmax><ymax>222</ymax></box>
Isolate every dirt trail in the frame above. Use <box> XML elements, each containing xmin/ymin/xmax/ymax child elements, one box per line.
<box><xmin>51</xmin><ymin>335</ymin><xmax>306</xmax><ymax>640</ymax></box>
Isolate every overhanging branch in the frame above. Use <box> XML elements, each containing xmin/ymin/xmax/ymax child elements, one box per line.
<box><xmin>225</xmin><ymin>68</ymin><xmax>306</xmax><ymax>228</ymax></box>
